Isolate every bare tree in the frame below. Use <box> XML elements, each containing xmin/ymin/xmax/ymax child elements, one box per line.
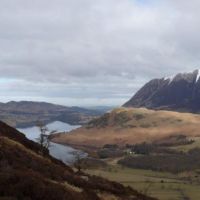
<box><xmin>36</xmin><ymin>121</ymin><xmax>56</xmax><ymax>155</ymax></box>
<box><xmin>73</xmin><ymin>151</ymin><xmax>83</xmax><ymax>173</ymax></box>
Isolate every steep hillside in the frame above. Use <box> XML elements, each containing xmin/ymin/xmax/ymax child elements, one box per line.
<box><xmin>124</xmin><ymin>69</ymin><xmax>200</xmax><ymax>112</ymax></box>
<box><xmin>52</xmin><ymin>107</ymin><xmax>200</xmax><ymax>148</ymax></box>
<box><xmin>0</xmin><ymin>101</ymin><xmax>102</xmax><ymax>128</ymax></box>
<box><xmin>0</xmin><ymin>121</ymin><xmax>155</xmax><ymax>200</ymax></box>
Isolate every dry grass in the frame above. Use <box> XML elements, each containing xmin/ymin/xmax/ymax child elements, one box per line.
<box><xmin>0</xmin><ymin>136</ymin><xmax>49</xmax><ymax>161</ymax></box>
<box><xmin>98</xmin><ymin>192</ymin><xmax>120</xmax><ymax>200</ymax></box>
<box><xmin>52</xmin><ymin>107</ymin><xmax>200</xmax><ymax>148</ymax></box>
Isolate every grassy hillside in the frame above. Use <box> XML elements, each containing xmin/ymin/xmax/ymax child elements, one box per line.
<box><xmin>0</xmin><ymin>121</ymin><xmax>155</xmax><ymax>200</ymax></box>
<box><xmin>52</xmin><ymin>107</ymin><xmax>200</xmax><ymax>149</ymax></box>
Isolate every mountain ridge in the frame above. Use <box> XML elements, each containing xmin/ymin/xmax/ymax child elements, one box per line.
<box><xmin>124</xmin><ymin>69</ymin><xmax>200</xmax><ymax>112</ymax></box>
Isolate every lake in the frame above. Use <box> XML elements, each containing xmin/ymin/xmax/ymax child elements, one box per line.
<box><xmin>18</xmin><ymin>121</ymin><xmax>86</xmax><ymax>164</ymax></box>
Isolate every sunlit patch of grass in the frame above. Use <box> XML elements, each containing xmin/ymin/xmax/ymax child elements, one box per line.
<box><xmin>64</xmin><ymin>182</ymin><xmax>82</xmax><ymax>193</ymax></box>
<box><xmin>1</xmin><ymin>137</ymin><xmax>51</xmax><ymax>162</ymax></box>
<box><xmin>98</xmin><ymin>192</ymin><xmax>119</xmax><ymax>200</ymax></box>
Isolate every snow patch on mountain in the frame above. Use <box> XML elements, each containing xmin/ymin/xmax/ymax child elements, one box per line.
<box><xmin>164</xmin><ymin>74</ymin><xmax>176</xmax><ymax>84</ymax></box>
<box><xmin>196</xmin><ymin>69</ymin><xmax>200</xmax><ymax>82</ymax></box>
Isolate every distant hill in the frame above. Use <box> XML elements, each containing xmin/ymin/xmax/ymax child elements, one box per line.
<box><xmin>85</xmin><ymin>106</ymin><xmax>116</xmax><ymax>113</ymax></box>
<box><xmin>52</xmin><ymin>107</ymin><xmax>200</xmax><ymax>148</ymax></box>
<box><xmin>124</xmin><ymin>69</ymin><xmax>200</xmax><ymax>112</ymax></box>
<box><xmin>0</xmin><ymin>120</ymin><xmax>155</xmax><ymax>200</ymax></box>
<box><xmin>0</xmin><ymin>101</ymin><xmax>103</xmax><ymax>128</ymax></box>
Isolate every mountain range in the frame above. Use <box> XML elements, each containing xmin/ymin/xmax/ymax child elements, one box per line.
<box><xmin>124</xmin><ymin>69</ymin><xmax>200</xmax><ymax>112</ymax></box>
<box><xmin>0</xmin><ymin>101</ymin><xmax>102</xmax><ymax>128</ymax></box>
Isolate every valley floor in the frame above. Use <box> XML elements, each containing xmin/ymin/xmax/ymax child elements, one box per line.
<box><xmin>51</xmin><ymin>108</ymin><xmax>200</xmax><ymax>200</ymax></box>
<box><xmin>85</xmin><ymin>158</ymin><xmax>200</xmax><ymax>200</ymax></box>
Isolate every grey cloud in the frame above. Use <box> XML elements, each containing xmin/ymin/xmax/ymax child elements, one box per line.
<box><xmin>0</xmin><ymin>0</ymin><xmax>200</xmax><ymax>105</ymax></box>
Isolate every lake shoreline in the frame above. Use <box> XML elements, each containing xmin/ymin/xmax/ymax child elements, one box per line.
<box><xmin>18</xmin><ymin>121</ymin><xmax>87</xmax><ymax>164</ymax></box>
<box><xmin>50</xmin><ymin>138</ymin><xmax>99</xmax><ymax>158</ymax></box>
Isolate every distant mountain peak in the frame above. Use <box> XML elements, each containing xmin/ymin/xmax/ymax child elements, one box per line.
<box><xmin>163</xmin><ymin>74</ymin><xmax>176</xmax><ymax>84</ymax></box>
<box><xmin>195</xmin><ymin>69</ymin><xmax>200</xmax><ymax>82</ymax></box>
<box><xmin>123</xmin><ymin>69</ymin><xmax>200</xmax><ymax>113</ymax></box>
<box><xmin>162</xmin><ymin>69</ymin><xmax>200</xmax><ymax>84</ymax></box>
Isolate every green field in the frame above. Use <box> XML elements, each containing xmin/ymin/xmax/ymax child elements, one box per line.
<box><xmin>85</xmin><ymin>160</ymin><xmax>200</xmax><ymax>200</ymax></box>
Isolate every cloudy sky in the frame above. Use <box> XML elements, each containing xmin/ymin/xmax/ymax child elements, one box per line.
<box><xmin>0</xmin><ymin>0</ymin><xmax>200</xmax><ymax>106</ymax></box>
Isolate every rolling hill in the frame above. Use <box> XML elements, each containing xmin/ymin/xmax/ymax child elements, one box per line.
<box><xmin>0</xmin><ymin>101</ymin><xmax>102</xmax><ymax>128</ymax></box>
<box><xmin>52</xmin><ymin>107</ymin><xmax>200</xmax><ymax>149</ymax></box>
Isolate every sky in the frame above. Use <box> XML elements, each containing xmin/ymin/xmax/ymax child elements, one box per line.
<box><xmin>1</xmin><ymin>0</ymin><xmax>200</xmax><ymax>106</ymax></box>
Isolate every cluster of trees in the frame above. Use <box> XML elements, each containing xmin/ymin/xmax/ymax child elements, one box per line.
<box><xmin>126</xmin><ymin>139</ymin><xmax>191</xmax><ymax>155</ymax></box>
<box><xmin>119</xmin><ymin>148</ymin><xmax>200</xmax><ymax>173</ymax></box>
<box><xmin>129</xmin><ymin>142</ymin><xmax>154</xmax><ymax>155</ymax></box>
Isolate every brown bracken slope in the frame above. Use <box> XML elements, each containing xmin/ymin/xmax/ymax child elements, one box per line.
<box><xmin>0</xmin><ymin>120</ymin><xmax>156</xmax><ymax>200</ymax></box>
